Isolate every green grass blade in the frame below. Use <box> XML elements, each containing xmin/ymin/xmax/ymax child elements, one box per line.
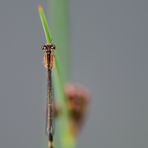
<box><xmin>53</xmin><ymin>57</ymin><xmax>76</xmax><ymax>148</ymax></box>
<box><xmin>48</xmin><ymin>0</ymin><xmax>71</xmax><ymax>82</ymax></box>
<box><xmin>38</xmin><ymin>4</ymin><xmax>75</xmax><ymax>148</ymax></box>
<box><xmin>38</xmin><ymin>5</ymin><xmax>52</xmax><ymax>44</ymax></box>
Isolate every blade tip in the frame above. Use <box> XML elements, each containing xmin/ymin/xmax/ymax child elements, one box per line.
<box><xmin>38</xmin><ymin>4</ymin><xmax>43</xmax><ymax>11</ymax></box>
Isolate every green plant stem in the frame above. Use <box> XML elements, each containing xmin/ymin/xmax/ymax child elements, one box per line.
<box><xmin>38</xmin><ymin>5</ymin><xmax>52</xmax><ymax>44</ymax></box>
<box><xmin>47</xmin><ymin>0</ymin><xmax>75</xmax><ymax>147</ymax></box>
<box><xmin>38</xmin><ymin>5</ymin><xmax>76</xmax><ymax>148</ymax></box>
<box><xmin>48</xmin><ymin>0</ymin><xmax>71</xmax><ymax>82</ymax></box>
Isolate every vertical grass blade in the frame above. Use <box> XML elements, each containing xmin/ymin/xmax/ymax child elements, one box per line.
<box><xmin>38</xmin><ymin>4</ymin><xmax>76</xmax><ymax>148</ymax></box>
<box><xmin>47</xmin><ymin>0</ymin><xmax>76</xmax><ymax>147</ymax></box>
<box><xmin>38</xmin><ymin>5</ymin><xmax>52</xmax><ymax>44</ymax></box>
<box><xmin>47</xmin><ymin>0</ymin><xmax>71</xmax><ymax>82</ymax></box>
<box><xmin>53</xmin><ymin>59</ymin><xmax>76</xmax><ymax>148</ymax></box>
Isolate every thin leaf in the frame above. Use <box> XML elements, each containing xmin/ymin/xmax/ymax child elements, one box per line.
<box><xmin>38</xmin><ymin>5</ymin><xmax>52</xmax><ymax>44</ymax></box>
<box><xmin>38</xmin><ymin>4</ymin><xmax>76</xmax><ymax>148</ymax></box>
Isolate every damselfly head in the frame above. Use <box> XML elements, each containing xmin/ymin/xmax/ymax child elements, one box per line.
<box><xmin>42</xmin><ymin>44</ymin><xmax>56</xmax><ymax>53</ymax></box>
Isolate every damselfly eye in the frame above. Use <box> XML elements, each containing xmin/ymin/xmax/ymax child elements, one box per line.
<box><xmin>49</xmin><ymin>44</ymin><xmax>56</xmax><ymax>50</ymax></box>
<box><xmin>41</xmin><ymin>45</ymin><xmax>48</xmax><ymax>51</ymax></box>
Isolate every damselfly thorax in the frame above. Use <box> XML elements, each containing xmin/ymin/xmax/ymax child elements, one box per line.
<box><xmin>42</xmin><ymin>44</ymin><xmax>56</xmax><ymax>70</ymax></box>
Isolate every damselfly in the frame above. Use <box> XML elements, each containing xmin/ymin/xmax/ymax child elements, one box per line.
<box><xmin>42</xmin><ymin>43</ymin><xmax>56</xmax><ymax>148</ymax></box>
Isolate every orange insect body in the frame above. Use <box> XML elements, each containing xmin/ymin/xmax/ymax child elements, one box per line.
<box><xmin>43</xmin><ymin>52</ymin><xmax>55</xmax><ymax>70</ymax></box>
<box><xmin>50</xmin><ymin>52</ymin><xmax>54</xmax><ymax>69</ymax></box>
<box><xmin>42</xmin><ymin>44</ymin><xmax>56</xmax><ymax>70</ymax></box>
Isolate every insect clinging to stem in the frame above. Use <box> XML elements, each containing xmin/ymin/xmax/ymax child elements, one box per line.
<box><xmin>42</xmin><ymin>43</ymin><xmax>56</xmax><ymax>148</ymax></box>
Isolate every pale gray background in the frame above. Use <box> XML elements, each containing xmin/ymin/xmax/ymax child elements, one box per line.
<box><xmin>0</xmin><ymin>0</ymin><xmax>148</xmax><ymax>148</ymax></box>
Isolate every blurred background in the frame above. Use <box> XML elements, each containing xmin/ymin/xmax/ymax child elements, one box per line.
<box><xmin>0</xmin><ymin>0</ymin><xmax>148</xmax><ymax>148</ymax></box>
